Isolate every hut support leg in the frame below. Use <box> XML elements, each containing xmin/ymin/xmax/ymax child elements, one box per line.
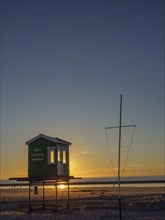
<box><xmin>28</xmin><ymin>181</ymin><xmax>31</xmax><ymax>211</ymax></box>
<box><xmin>43</xmin><ymin>180</ymin><xmax>45</xmax><ymax>208</ymax></box>
<box><xmin>67</xmin><ymin>179</ymin><xmax>70</xmax><ymax>209</ymax></box>
<box><xmin>55</xmin><ymin>180</ymin><xmax>58</xmax><ymax>210</ymax></box>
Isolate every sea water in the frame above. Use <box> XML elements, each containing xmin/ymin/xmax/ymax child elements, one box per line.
<box><xmin>0</xmin><ymin>176</ymin><xmax>164</xmax><ymax>189</ymax></box>
<box><xmin>70</xmin><ymin>176</ymin><xmax>164</xmax><ymax>188</ymax></box>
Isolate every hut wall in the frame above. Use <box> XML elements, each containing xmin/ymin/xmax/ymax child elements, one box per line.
<box><xmin>28</xmin><ymin>138</ymin><xmax>57</xmax><ymax>178</ymax></box>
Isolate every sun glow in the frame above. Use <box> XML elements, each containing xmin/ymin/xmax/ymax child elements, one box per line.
<box><xmin>58</xmin><ymin>184</ymin><xmax>66</xmax><ymax>189</ymax></box>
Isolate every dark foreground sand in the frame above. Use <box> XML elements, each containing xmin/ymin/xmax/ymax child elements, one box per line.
<box><xmin>0</xmin><ymin>187</ymin><xmax>165</xmax><ymax>219</ymax></box>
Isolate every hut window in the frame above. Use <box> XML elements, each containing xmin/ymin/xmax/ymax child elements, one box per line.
<box><xmin>58</xmin><ymin>149</ymin><xmax>62</xmax><ymax>162</ymax></box>
<box><xmin>63</xmin><ymin>150</ymin><xmax>68</xmax><ymax>164</ymax></box>
<box><xmin>48</xmin><ymin>147</ymin><xmax>55</xmax><ymax>164</ymax></box>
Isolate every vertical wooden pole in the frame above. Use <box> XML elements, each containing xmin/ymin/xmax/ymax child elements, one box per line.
<box><xmin>43</xmin><ymin>180</ymin><xmax>45</xmax><ymax>208</ymax></box>
<box><xmin>67</xmin><ymin>179</ymin><xmax>70</xmax><ymax>208</ymax></box>
<box><xmin>56</xmin><ymin>180</ymin><xmax>58</xmax><ymax>210</ymax></box>
<box><xmin>118</xmin><ymin>94</ymin><xmax>122</xmax><ymax>219</ymax></box>
<box><xmin>29</xmin><ymin>181</ymin><xmax>31</xmax><ymax>211</ymax></box>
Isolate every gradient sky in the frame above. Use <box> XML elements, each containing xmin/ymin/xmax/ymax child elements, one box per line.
<box><xmin>1</xmin><ymin>0</ymin><xmax>164</xmax><ymax>179</ymax></box>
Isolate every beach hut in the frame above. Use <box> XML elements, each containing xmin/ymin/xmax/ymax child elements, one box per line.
<box><xmin>9</xmin><ymin>134</ymin><xmax>79</xmax><ymax>211</ymax></box>
<box><xmin>26</xmin><ymin>134</ymin><xmax>71</xmax><ymax>178</ymax></box>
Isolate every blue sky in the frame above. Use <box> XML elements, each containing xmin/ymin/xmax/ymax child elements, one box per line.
<box><xmin>1</xmin><ymin>0</ymin><xmax>164</xmax><ymax>179</ymax></box>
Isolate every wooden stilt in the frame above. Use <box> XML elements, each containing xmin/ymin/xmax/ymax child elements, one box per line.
<box><xmin>9</xmin><ymin>176</ymin><xmax>78</xmax><ymax>211</ymax></box>
<box><xmin>28</xmin><ymin>181</ymin><xmax>31</xmax><ymax>211</ymax></box>
<box><xmin>55</xmin><ymin>180</ymin><xmax>58</xmax><ymax>210</ymax></box>
<box><xmin>67</xmin><ymin>179</ymin><xmax>70</xmax><ymax>208</ymax></box>
<box><xmin>43</xmin><ymin>180</ymin><xmax>45</xmax><ymax>208</ymax></box>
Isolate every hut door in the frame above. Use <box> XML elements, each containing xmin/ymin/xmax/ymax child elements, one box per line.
<box><xmin>57</xmin><ymin>148</ymin><xmax>63</xmax><ymax>175</ymax></box>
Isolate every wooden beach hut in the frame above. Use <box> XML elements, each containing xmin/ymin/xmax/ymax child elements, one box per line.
<box><xmin>26</xmin><ymin>133</ymin><xmax>71</xmax><ymax>178</ymax></box>
<box><xmin>9</xmin><ymin>133</ymin><xmax>79</xmax><ymax>211</ymax></box>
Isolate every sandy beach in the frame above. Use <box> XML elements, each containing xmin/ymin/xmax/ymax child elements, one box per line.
<box><xmin>0</xmin><ymin>186</ymin><xmax>165</xmax><ymax>219</ymax></box>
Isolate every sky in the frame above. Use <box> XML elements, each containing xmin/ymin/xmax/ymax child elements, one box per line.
<box><xmin>0</xmin><ymin>0</ymin><xmax>164</xmax><ymax>180</ymax></box>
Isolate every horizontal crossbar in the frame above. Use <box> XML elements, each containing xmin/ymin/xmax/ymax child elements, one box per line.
<box><xmin>105</xmin><ymin>125</ymin><xmax>136</xmax><ymax>129</ymax></box>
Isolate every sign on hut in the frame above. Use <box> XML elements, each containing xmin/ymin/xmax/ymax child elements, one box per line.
<box><xmin>26</xmin><ymin>134</ymin><xmax>71</xmax><ymax>178</ymax></box>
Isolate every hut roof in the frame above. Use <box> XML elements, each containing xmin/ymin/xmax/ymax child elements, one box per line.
<box><xmin>25</xmin><ymin>134</ymin><xmax>71</xmax><ymax>146</ymax></box>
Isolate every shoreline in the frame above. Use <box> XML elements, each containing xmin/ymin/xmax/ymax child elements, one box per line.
<box><xmin>0</xmin><ymin>179</ymin><xmax>164</xmax><ymax>188</ymax></box>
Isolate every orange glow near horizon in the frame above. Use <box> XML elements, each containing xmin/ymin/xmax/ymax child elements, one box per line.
<box><xmin>69</xmin><ymin>158</ymin><xmax>164</xmax><ymax>178</ymax></box>
<box><xmin>0</xmin><ymin>164</ymin><xmax>164</xmax><ymax>180</ymax></box>
<box><xmin>0</xmin><ymin>144</ymin><xmax>164</xmax><ymax>180</ymax></box>
<box><xmin>69</xmin><ymin>167</ymin><xmax>164</xmax><ymax>179</ymax></box>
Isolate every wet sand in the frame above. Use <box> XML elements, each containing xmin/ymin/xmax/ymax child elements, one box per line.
<box><xmin>0</xmin><ymin>187</ymin><xmax>165</xmax><ymax>219</ymax></box>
